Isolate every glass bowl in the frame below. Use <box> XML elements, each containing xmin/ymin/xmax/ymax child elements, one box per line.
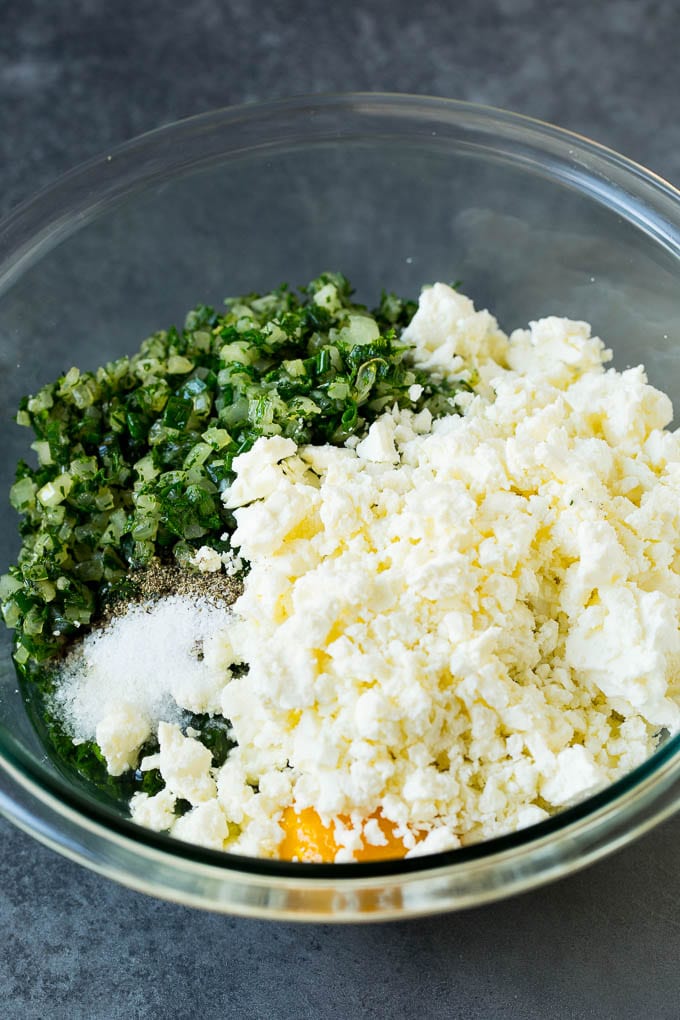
<box><xmin>1</xmin><ymin>93</ymin><xmax>680</xmax><ymax>921</ymax></box>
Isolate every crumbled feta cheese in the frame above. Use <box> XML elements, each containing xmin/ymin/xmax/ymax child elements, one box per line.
<box><xmin>224</xmin><ymin>436</ymin><xmax>297</xmax><ymax>508</ymax></box>
<box><xmin>362</xmin><ymin>816</ymin><xmax>388</xmax><ymax>847</ymax></box>
<box><xmin>171</xmin><ymin>801</ymin><xmax>230</xmax><ymax>851</ymax></box>
<box><xmin>355</xmin><ymin>418</ymin><xmax>399</xmax><ymax>464</ymax></box>
<box><xmin>200</xmin><ymin>294</ymin><xmax>679</xmax><ymax>856</ymax></box>
<box><xmin>193</xmin><ymin>546</ymin><xmax>223</xmax><ymax>572</ymax></box>
<box><xmin>507</xmin><ymin>317</ymin><xmax>612</xmax><ymax>386</ymax></box>
<box><xmin>402</xmin><ymin>282</ymin><xmax>509</xmax><ymax>388</ymax></box>
<box><xmin>141</xmin><ymin>722</ymin><xmax>216</xmax><ymax>805</ymax></box>
<box><xmin>540</xmin><ymin>746</ymin><xmax>605</xmax><ymax>807</ymax></box>
<box><xmin>219</xmin><ymin>544</ymin><xmax>244</xmax><ymax>576</ymax></box>
<box><xmin>130</xmin><ymin>788</ymin><xmax>177</xmax><ymax>831</ymax></box>
<box><xmin>95</xmin><ymin>702</ymin><xmax>151</xmax><ymax>776</ymax></box>
<box><xmin>193</xmin><ymin>536</ymin><xmax>245</xmax><ymax>577</ymax></box>
<box><xmin>62</xmin><ymin>284</ymin><xmax>680</xmax><ymax>861</ymax></box>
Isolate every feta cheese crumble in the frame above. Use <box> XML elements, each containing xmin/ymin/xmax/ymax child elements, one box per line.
<box><xmin>61</xmin><ymin>283</ymin><xmax>680</xmax><ymax>860</ymax></box>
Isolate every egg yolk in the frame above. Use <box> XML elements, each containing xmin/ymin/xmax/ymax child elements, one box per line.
<box><xmin>278</xmin><ymin>806</ymin><xmax>416</xmax><ymax>863</ymax></box>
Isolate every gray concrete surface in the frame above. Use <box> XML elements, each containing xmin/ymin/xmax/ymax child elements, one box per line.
<box><xmin>1</xmin><ymin>2</ymin><xmax>680</xmax><ymax>1017</ymax></box>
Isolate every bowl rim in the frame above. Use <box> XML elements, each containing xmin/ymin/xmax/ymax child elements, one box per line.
<box><xmin>2</xmin><ymin>90</ymin><xmax>680</xmax><ymax>917</ymax></box>
<box><xmin>3</xmin><ymin>90</ymin><xmax>680</xmax><ymax>285</ymax></box>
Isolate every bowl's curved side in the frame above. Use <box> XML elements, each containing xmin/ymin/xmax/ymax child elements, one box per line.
<box><xmin>3</xmin><ymin>730</ymin><xmax>680</xmax><ymax>919</ymax></box>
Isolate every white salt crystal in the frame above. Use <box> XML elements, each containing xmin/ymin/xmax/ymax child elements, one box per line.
<box><xmin>53</xmin><ymin>595</ymin><xmax>233</xmax><ymax>744</ymax></box>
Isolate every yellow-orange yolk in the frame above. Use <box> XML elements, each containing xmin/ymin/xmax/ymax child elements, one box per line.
<box><xmin>278</xmin><ymin>806</ymin><xmax>417</xmax><ymax>863</ymax></box>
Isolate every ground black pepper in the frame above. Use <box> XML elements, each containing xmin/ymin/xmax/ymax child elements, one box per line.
<box><xmin>104</xmin><ymin>563</ymin><xmax>243</xmax><ymax>622</ymax></box>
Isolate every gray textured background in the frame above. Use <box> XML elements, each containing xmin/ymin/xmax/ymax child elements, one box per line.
<box><xmin>2</xmin><ymin>1</ymin><xmax>680</xmax><ymax>1017</ymax></box>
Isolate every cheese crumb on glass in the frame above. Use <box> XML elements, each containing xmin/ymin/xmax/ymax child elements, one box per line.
<box><xmin>103</xmin><ymin>283</ymin><xmax>680</xmax><ymax>861</ymax></box>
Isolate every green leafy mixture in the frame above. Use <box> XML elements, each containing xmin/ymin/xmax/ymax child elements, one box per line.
<box><xmin>0</xmin><ymin>274</ymin><xmax>471</xmax><ymax>806</ymax></box>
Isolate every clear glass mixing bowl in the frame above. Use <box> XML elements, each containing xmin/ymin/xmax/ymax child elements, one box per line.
<box><xmin>1</xmin><ymin>93</ymin><xmax>680</xmax><ymax>921</ymax></box>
